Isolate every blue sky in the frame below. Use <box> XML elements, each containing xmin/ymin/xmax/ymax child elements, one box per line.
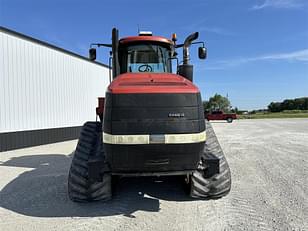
<box><xmin>1</xmin><ymin>0</ymin><xmax>308</xmax><ymax>110</ymax></box>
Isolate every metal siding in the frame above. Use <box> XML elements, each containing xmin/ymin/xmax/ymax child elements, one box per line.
<box><xmin>0</xmin><ymin>126</ymin><xmax>82</xmax><ymax>151</ymax></box>
<box><xmin>0</xmin><ymin>30</ymin><xmax>110</xmax><ymax>133</ymax></box>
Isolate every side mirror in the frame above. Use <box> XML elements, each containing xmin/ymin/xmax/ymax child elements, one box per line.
<box><xmin>89</xmin><ymin>48</ymin><xmax>97</xmax><ymax>61</ymax></box>
<box><xmin>198</xmin><ymin>47</ymin><xmax>207</xmax><ymax>59</ymax></box>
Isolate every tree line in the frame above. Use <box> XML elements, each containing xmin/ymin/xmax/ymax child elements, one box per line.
<box><xmin>203</xmin><ymin>94</ymin><xmax>308</xmax><ymax>114</ymax></box>
<box><xmin>268</xmin><ymin>97</ymin><xmax>308</xmax><ymax>112</ymax></box>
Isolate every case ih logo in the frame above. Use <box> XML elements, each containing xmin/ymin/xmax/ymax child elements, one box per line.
<box><xmin>168</xmin><ymin>113</ymin><xmax>185</xmax><ymax>118</ymax></box>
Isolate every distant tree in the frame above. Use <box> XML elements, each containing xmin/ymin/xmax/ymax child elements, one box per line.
<box><xmin>294</xmin><ymin>98</ymin><xmax>306</xmax><ymax>110</ymax></box>
<box><xmin>202</xmin><ymin>100</ymin><xmax>210</xmax><ymax>112</ymax></box>
<box><xmin>231</xmin><ymin>107</ymin><xmax>239</xmax><ymax>114</ymax></box>
<box><xmin>268</xmin><ymin>97</ymin><xmax>308</xmax><ymax>112</ymax></box>
<box><xmin>304</xmin><ymin>98</ymin><xmax>308</xmax><ymax>109</ymax></box>
<box><xmin>268</xmin><ymin>102</ymin><xmax>281</xmax><ymax>112</ymax></box>
<box><xmin>207</xmin><ymin>94</ymin><xmax>231</xmax><ymax>112</ymax></box>
<box><xmin>282</xmin><ymin>99</ymin><xmax>295</xmax><ymax>110</ymax></box>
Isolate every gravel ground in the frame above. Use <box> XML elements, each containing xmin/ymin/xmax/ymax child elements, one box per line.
<box><xmin>0</xmin><ymin>118</ymin><xmax>307</xmax><ymax>231</ymax></box>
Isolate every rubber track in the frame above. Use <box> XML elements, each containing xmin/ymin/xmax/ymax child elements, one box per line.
<box><xmin>190</xmin><ymin>121</ymin><xmax>231</xmax><ymax>199</ymax></box>
<box><xmin>68</xmin><ymin>121</ymin><xmax>111</xmax><ymax>202</ymax></box>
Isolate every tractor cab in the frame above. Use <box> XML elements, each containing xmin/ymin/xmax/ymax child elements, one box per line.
<box><xmin>89</xmin><ymin>28</ymin><xmax>207</xmax><ymax>82</ymax></box>
<box><xmin>118</xmin><ymin>33</ymin><xmax>173</xmax><ymax>74</ymax></box>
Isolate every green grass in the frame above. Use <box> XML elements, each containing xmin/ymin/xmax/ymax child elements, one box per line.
<box><xmin>239</xmin><ymin>112</ymin><xmax>308</xmax><ymax>119</ymax></box>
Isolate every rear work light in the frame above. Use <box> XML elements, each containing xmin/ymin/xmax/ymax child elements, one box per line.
<box><xmin>139</xmin><ymin>31</ymin><xmax>152</xmax><ymax>36</ymax></box>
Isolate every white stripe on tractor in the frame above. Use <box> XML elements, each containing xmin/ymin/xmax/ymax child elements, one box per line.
<box><xmin>103</xmin><ymin>131</ymin><xmax>206</xmax><ymax>145</ymax></box>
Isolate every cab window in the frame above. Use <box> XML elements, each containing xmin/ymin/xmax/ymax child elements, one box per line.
<box><xmin>119</xmin><ymin>43</ymin><xmax>172</xmax><ymax>73</ymax></box>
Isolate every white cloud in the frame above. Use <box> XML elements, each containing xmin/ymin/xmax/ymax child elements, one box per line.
<box><xmin>261</xmin><ymin>49</ymin><xmax>308</xmax><ymax>61</ymax></box>
<box><xmin>252</xmin><ymin>0</ymin><xmax>304</xmax><ymax>10</ymax></box>
<box><xmin>182</xmin><ymin>19</ymin><xmax>235</xmax><ymax>36</ymax></box>
<box><xmin>198</xmin><ymin>26</ymin><xmax>235</xmax><ymax>36</ymax></box>
<box><xmin>204</xmin><ymin>49</ymin><xmax>308</xmax><ymax>70</ymax></box>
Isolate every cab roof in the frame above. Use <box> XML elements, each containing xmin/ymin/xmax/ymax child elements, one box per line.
<box><xmin>119</xmin><ymin>36</ymin><xmax>173</xmax><ymax>45</ymax></box>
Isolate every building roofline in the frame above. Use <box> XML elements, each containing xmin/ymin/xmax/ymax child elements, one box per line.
<box><xmin>0</xmin><ymin>26</ymin><xmax>109</xmax><ymax>69</ymax></box>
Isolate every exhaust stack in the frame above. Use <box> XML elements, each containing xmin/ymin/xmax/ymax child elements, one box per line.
<box><xmin>112</xmin><ymin>28</ymin><xmax>120</xmax><ymax>79</ymax></box>
<box><xmin>183</xmin><ymin>32</ymin><xmax>199</xmax><ymax>65</ymax></box>
<box><xmin>178</xmin><ymin>32</ymin><xmax>199</xmax><ymax>82</ymax></box>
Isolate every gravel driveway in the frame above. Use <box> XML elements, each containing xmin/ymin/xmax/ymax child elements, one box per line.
<box><xmin>1</xmin><ymin>118</ymin><xmax>307</xmax><ymax>230</ymax></box>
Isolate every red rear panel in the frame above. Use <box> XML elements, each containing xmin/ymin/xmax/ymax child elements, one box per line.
<box><xmin>104</xmin><ymin>73</ymin><xmax>205</xmax><ymax>173</ymax></box>
<box><xmin>108</xmin><ymin>73</ymin><xmax>200</xmax><ymax>94</ymax></box>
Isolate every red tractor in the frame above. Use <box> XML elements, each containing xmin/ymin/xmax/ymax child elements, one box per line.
<box><xmin>68</xmin><ymin>28</ymin><xmax>231</xmax><ymax>202</ymax></box>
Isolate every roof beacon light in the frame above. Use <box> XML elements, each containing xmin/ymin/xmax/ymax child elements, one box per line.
<box><xmin>172</xmin><ymin>33</ymin><xmax>177</xmax><ymax>42</ymax></box>
<box><xmin>139</xmin><ymin>31</ymin><xmax>152</xmax><ymax>36</ymax></box>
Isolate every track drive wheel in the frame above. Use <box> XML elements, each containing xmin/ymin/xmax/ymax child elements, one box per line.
<box><xmin>68</xmin><ymin>121</ymin><xmax>111</xmax><ymax>202</ymax></box>
<box><xmin>190</xmin><ymin>121</ymin><xmax>231</xmax><ymax>199</ymax></box>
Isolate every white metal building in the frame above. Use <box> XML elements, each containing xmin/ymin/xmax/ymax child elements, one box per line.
<box><xmin>0</xmin><ymin>27</ymin><xmax>110</xmax><ymax>151</ymax></box>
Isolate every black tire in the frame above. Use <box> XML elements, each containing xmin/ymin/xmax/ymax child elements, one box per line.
<box><xmin>68</xmin><ymin>121</ymin><xmax>112</xmax><ymax>202</ymax></box>
<box><xmin>227</xmin><ymin>117</ymin><xmax>233</xmax><ymax>123</ymax></box>
<box><xmin>190</xmin><ymin>121</ymin><xmax>231</xmax><ymax>199</ymax></box>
